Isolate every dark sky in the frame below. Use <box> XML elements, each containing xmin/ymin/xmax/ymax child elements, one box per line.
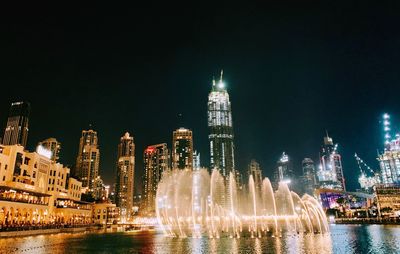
<box><xmin>1</xmin><ymin>2</ymin><xmax>400</xmax><ymax>192</ymax></box>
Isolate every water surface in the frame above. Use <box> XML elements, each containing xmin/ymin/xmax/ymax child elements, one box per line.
<box><xmin>1</xmin><ymin>225</ymin><xmax>399</xmax><ymax>253</ymax></box>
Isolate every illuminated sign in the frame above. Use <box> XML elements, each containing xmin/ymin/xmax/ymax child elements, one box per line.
<box><xmin>36</xmin><ymin>145</ymin><xmax>52</xmax><ymax>159</ymax></box>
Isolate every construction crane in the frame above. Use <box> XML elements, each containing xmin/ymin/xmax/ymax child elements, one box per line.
<box><xmin>355</xmin><ymin>153</ymin><xmax>380</xmax><ymax>191</ymax></box>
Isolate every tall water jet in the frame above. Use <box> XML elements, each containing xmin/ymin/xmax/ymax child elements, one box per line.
<box><xmin>156</xmin><ymin>169</ymin><xmax>329</xmax><ymax>238</ymax></box>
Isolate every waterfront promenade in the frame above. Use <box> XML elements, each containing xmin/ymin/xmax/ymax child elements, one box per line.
<box><xmin>335</xmin><ymin>217</ymin><xmax>400</xmax><ymax>225</ymax></box>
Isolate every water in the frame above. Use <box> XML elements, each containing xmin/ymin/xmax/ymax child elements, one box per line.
<box><xmin>1</xmin><ymin>225</ymin><xmax>400</xmax><ymax>253</ymax></box>
<box><xmin>156</xmin><ymin>169</ymin><xmax>328</xmax><ymax>238</ymax></box>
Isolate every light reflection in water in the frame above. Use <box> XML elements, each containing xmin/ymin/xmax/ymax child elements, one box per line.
<box><xmin>0</xmin><ymin>225</ymin><xmax>398</xmax><ymax>253</ymax></box>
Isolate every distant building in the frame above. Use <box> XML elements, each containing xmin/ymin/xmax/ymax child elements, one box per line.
<box><xmin>142</xmin><ymin>143</ymin><xmax>169</xmax><ymax>215</ymax></box>
<box><xmin>193</xmin><ymin>150</ymin><xmax>200</xmax><ymax>171</ymax></box>
<box><xmin>172</xmin><ymin>128</ymin><xmax>193</xmax><ymax>170</ymax></box>
<box><xmin>274</xmin><ymin>152</ymin><xmax>294</xmax><ymax>185</ymax></box>
<box><xmin>75</xmin><ymin>129</ymin><xmax>100</xmax><ymax>197</ymax></box>
<box><xmin>248</xmin><ymin>159</ymin><xmax>262</xmax><ymax>192</ymax></box>
<box><xmin>378</xmin><ymin>136</ymin><xmax>400</xmax><ymax>185</ymax></box>
<box><xmin>115</xmin><ymin>132</ymin><xmax>135</xmax><ymax>222</ymax></box>
<box><xmin>2</xmin><ymin>101</ymin><xmax>30</xmax><ymax>148</ymax></box>
<box><xmin>317</xmin><ymin>134</ymin><xmax>346</xmax><ymax>191</ymax></box>
<box><xmin>38</xmin><ymin>138</ymin><xmax>61</xmax><ymax>162</ymax></box>
<box><xmin>302</xmin><ymin>158</ymin><xmax>317</xmax><ymax>195</ymax></box>
<box><xmin>208</xmin><ymin>71</ymin><xmax>235</xmax><ymax>178</ymax></box>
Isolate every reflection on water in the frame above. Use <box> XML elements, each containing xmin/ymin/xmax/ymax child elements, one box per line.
<box><xmin>0</xmin><ymin>225</ymin><xmax>400</xmax><ymax>253</ymax></box>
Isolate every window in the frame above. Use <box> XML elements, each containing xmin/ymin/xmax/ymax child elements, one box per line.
<box><xmin>24</xmin><ymin>157</ymin><xmax>30</xmax><ymax>165</ymax></box>
<box><xmin>33</xmin><ymin>171</ymin><xmax>36</xmax><ymax>178</ymax></box>
<box><xmin>5</xmin><ymin>165</ymin><xmax>7</xmax><ymax>170</ymax></box>
<box><xmin>2</xmin><ymin>176</ymin><xmax>5</xmax><ymax>181</ymax></box>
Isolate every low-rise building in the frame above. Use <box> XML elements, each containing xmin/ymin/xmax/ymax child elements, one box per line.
<box><xmin>0</xmin><ymin>145</ymin><xmax>92</xmax><ymax>226</ymax></box>
<box><xmin>92</xmin><ymin>202</ymin><xmax>119</xmax><ymax>225</ymax></box>
<box><xmin>375</xmin><ymin>184</ymin><xmax>400</xmax><ymax>217</ymax></box>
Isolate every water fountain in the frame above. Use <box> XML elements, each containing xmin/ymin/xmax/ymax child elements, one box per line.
<box><xmin>156</xmin><ymin>169</ymin><xmax>329</xmax><ymax>238</ymax></box>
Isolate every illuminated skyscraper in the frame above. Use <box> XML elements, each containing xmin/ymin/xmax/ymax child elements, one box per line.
<box><xmin>75</xmin><ymin>129</ymin><xmax>100</xmax><ymax>196</ymax></box>
<box><xmin>274</xmin><ymin>152</ymin><xmax>294</xmax><ymax>184</ymax></box>
<box><xmin>38</xmin><ymin>138</ymin><xmax>61</xmax><ymax>162</ymax></box>
<box><xmin>248</xmin><ymin>159</ymin><xmax>262</xmax><ymax>192</ymax></box>
<box><xmin>2</xmin><ymin>101</ymin><xmax>30</xmax><ymax>148</ymax></box>
<box><xmin>143</xmin><ymin>143</ymin><xmax>169</xmax><ymax>215</ymax></box>
<box><xmin>193</xmin><ymin>150</ymin><xmax>200</xmax><ymax>171</ymax></box>
<box><xmin>302</xmin><ymin>158</ymin><xmax>317</xmax><ymax>195</ymax></box>
<box><xmin>208</xmin><ymin>71</ymin><xmax>235</xmax><ymax>177</ymax></box>
<box><xmin>378</xmin><ymin>113</ymin><xmax>400</xmax><ymax>185</ymax></box>
<box><xmin>115</xmin><ymin>132</ymin><xmax>135</xmax><ymax>221</ymax></box>
<box><xmin>172</xmin><ymin>128</ymin><xmax>193</xmax><ymax>170</ymax></box>
<box><xmin>317</xmin><ymin>134</ymin><xmax>345</xmax><ymax>191</ymax></box>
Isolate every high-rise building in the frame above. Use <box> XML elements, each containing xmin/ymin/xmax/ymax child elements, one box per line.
<box><xmin>2</xmin><ymin>101</ymin><xmax>31</xmax><ymax>148</ymax></box>
<box><xmin>115</xmin><ymin>132</ymin><xmax>135</xmax><ymax>221</ymax></box>
<box><xmin>274</xmin><ymin>152</ymin><xmax>294</xmax><ymax>185</ymax></box>
<box><xmin>172</xmin><ymin>128</ymin><xmax>193</xmax><ymax>170</ymax></box>
<box><xmin>302</xmin><ymin>158</ymin><xmax>317</xmax><ymax>195</ymax></box>
<box><xmin>38</xmin><ymin>138</ymin><xmax>61</xmax><ymax>162</ymax></box>
<box><xmin>193</xmin><ymin>150</ymin><xmax>200</xmax><ymax>171</ymax></box>
<box><xmin>317</xmin><ymin>134</ymin><xmax>345</xmax><ymax>191</ymax></box>
<box><xmin>378</xmin><ymin>114</ymin><xmax>400</xmax><ymax>185</ymax></box>
<box><xmin>378</xmin><ymin>136</ymin><xmax>400</xmax><ymax>185</ymax></box>
<box><xmin>207</xmin><ymin>71</ymin><xmax>235</xmax><ymax>178</ymax></box>
<box><xmin>142</xmin><ymin>143</ymin><xmax>169</xmax><ymax>215</ymax></box>
<box><xmin>75</xmin><ymin>129</ymin><xmax>100</xmax><ymax>197</ymax></box>
<box><xmin>248</xmin><ymin>159</ymin><xmax>262</xmax><ymax>191</ymax></box>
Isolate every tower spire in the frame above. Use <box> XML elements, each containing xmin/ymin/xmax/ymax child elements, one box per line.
<box><xmin>220</xmin><ymin>69</ymin><xmax>224</xmax><ymax>82</ymax></box>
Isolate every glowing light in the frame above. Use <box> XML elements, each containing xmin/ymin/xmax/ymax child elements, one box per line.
<box><xmin>218</xmin><ymin>81</ymin><xmax>224</xmax><ymax>89</ymax></box>
<box><xmin>384</xmin><ymin>127</ymin><xmax>391</xmax><ymax>132</ymax></box>
<box><xmin>36</xmin><ymin>145</ymin><xmax>52</xmax><ymax>159</ymax></box>
<box><xmin>383</xmin><ymin>113</ymin><xmax>390</xmax><ymax>119</ymax></box>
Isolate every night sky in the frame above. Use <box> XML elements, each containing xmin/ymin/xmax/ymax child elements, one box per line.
<box><xmin>2</xmin><ymin>3</ymin><xmax>400</xmax><ymax>193</ymax></box>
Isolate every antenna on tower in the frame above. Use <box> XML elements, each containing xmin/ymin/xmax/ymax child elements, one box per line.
<box><xmin>220</xmin><ymin>69</ymin><xmax>224</xmax><ymax>81</ymax></box>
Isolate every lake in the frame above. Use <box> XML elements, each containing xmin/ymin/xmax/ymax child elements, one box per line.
<box><xmin>0</xmin><ymin>224</ymin><xmax>399</xmax><ymax>253</ymax></box>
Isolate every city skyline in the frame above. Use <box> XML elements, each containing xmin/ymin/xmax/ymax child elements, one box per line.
<box><xmin>0</xmin><ymin>98</ymin><xmax>396</xmax><ymax>193</ymax></box>
<box><xmin>2</xmin><ymin>4</ymin><xmax>400</xmax><ymax>192</ymax></box>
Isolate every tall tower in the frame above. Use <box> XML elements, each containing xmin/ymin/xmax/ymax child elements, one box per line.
<box><xmin>115</xmin><ymin>132</ymin><xmax>135</xmax><ymax>221</ymax></box>
<box><xmin>248</xmin><ymin>159</ymin><xmax>262</xmax><ymax>191</ymax></box>
<box><xmin>38</xmin><ymin>138</ymin><xmax>61</xmax><ymax>162</ymax></box>
<box><xmin>302</xmin><ymin>158</ymin><xmax>317</xmax><ymax>195</ymax></box>
<box><xmin>207</xmin><ymin>71</ymin><xmax>235</xmax><ymax>177</ymax></box>
<box><xmin>75</xmin><ymin>129</ymin><xmax>100</xmax><ymax>196</ymax></box>
<box><xmin>2</xmin><ymin>101</ymin><xmax>31</xmax><ymax>147</ymax></box>
<box><xmin>172</xmin><ymin>128</ymin><xmax>193</xmax><ymax>170</ymax></box>
<box><xmin>317</xmin><ymin>133</ymin><xmax>345</xmax><ymax>191</ymax></box>
<box><xmin>143</xmin><ymin>143</ymin><xmax>169</xmax><ymax>215</ymax></box>
<box><xmin>274</xmin><ymin>152</ymin><xmax>294</xmax><ymax>184</ymax></box>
